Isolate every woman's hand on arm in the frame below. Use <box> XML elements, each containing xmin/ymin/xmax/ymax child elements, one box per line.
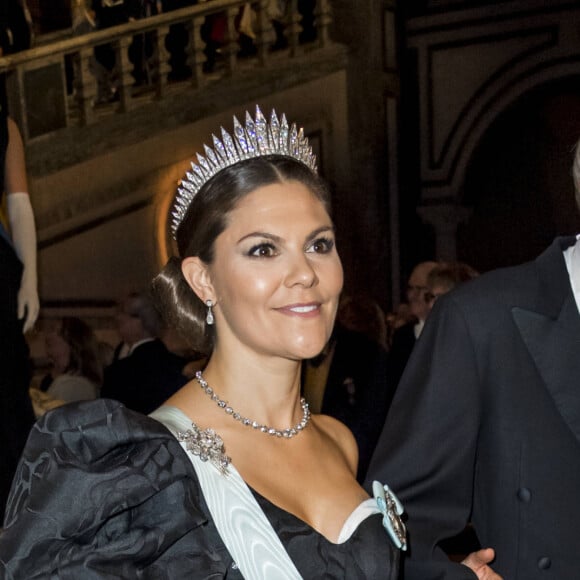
<box><xmin>462</xmin><ymin>548</ymin><xmax>503</xmax><ymax>580</ymax></box>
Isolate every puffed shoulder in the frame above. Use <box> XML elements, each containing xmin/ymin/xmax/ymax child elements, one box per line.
<box><xmin>0</xmin><ymin>400</ymin><xmax>235</xmax><ymax>579</ymax></box>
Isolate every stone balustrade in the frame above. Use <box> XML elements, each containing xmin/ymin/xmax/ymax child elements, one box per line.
<box><xmin>0</xmin><ymin>0</ymin><xmax>332</xmax><ymax>143</ymax></box>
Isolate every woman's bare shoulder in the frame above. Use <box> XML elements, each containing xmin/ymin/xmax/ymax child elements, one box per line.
<box><xmin>312</xmin><ymin>414</ymin><xmax>358</xmax><ymax>475</ymax></box>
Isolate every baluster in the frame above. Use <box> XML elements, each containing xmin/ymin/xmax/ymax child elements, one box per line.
<box><xmin>115</xmin><ymin>35</ymin><xmax>134</xmax><ymax>112</ymax></box>
<box><xmin>153</xmin><ymin>25</ymin><xmax>171</xmax><ymax>98</ymax></box>
<box><xmin>185</xmin><ymin>15</ymin><xmax>207</xmax><ymax>88</ymax></box>
<box><xmin>314</xmin><ymin>0</ymin><xmax>332</xmax><ymax>48</ymax></box>
<box><xmin>254</xmin><ymin>0</ymin><xmax>275</xmax><ymax>65</ymax></box>
<box><xmin>4</xmin><ymin>70</ymin><xmax>28</xmax><ymax>140</ymax></box>
<box><xmin>285</xmin><ymin>0</ymin><xmax>303</xmax><ymax>57</ymax></box>
<box><xmin>73</xmin><ymin>46</ymin><xmax>97</xmax><ymax>125</ymax></box>
<box><xmin>223</xmin><ymin>6</ymin><xmax>240</xmax><ymax>75</ymax></box>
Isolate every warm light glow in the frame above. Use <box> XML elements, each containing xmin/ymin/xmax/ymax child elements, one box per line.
<box><xmin>153</xmin><ymin>165</ymin><xmax>190</xmax><ymax>266</ymax></box>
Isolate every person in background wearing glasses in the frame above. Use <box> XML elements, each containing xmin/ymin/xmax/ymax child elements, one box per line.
<box><xmin>387</xmin><ymin>261</ymin><xmax>438</xmax><ymax>390</ymax></box>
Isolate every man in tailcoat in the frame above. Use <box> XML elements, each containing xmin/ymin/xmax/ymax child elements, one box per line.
<box><xmin>365</xmin><ymin>141</ymin><xmax>580</xmax><ymax>579</ymax></box>
<box><xmin>302</xmin><ymin>323</ymin><xmax>392</xmax><ymax>483</ymax></box>
<box><xmin>101</xmin><ymin>292</ymin><xmax>188</xmax><ymax>415</ymax></box>
<box><xmin>387</xmin><ymin>261</ymin><xmax>438</xmax><ymax>391</ymax></box>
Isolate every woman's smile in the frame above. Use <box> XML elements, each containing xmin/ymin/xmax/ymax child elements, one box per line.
<box><xmin>275</xmin><ymin>302</ymin><xmax>321</xmax><ymax>317</ymax></box>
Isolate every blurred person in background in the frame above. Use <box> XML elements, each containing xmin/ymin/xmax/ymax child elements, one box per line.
<box><xmin>100</xmin><ymin>291</ymin><xmax>189</xmax><ymax>414</ymax></box>
<box><xmin>90</xmin><ymin>0</ymin><xmax>141</xmax><ymax>103</ymax></box>
<box><xmin>31</xmin><ymin>317</ymin><xmax>102</xmax><ymax>416</ymax></box>
<box><xmin>2</xmin><ymin>0</ymin><xmax>33</xmax><ymax>53</ymax></box>
<box><xmin>337</xmin><ymin>293</ymin><xmax>388</xmax><ymax>351</ymax></box>
<box><xmin>0</xmin><ymin>19</ymin><xmax>38</xmax><ymax>521</ymax></box>
<box><xmin>424</xmin><ymin>261</ymin><xmax>479</xmax><ymax>312</ymax></box>
<box><xmin>387</xmin><ymin>261</ymin><xmax>438</xmax><ymax>389</ymax></box>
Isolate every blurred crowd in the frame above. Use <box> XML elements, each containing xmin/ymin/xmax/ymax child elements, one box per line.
<box><xmin>29</xmin><ymin>291</ymin><xmax>207</xmax><ymax>419</ymax></box>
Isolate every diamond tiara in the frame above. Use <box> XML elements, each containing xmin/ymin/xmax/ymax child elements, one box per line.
<box><xmin>171</xmin><ymin>105</ymin><xmax>318</xmax><ymax>238</ymax></box>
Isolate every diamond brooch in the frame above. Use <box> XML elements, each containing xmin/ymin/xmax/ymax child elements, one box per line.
<box><xmin>177</xmin><ymin>423</ymin><xmax>231</xmax><ymax>475</ymax></box>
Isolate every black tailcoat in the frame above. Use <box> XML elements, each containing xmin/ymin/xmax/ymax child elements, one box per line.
<box><xmin>311</xmin><ymin>325</ymin><xmax>392</xmax><ymax>482</ymax></box>
<box><xmin>101</xmin><ymin>339</ymin><xmax>188</xmax><ymax>415</ymax></box>
<box><xmin>365</xmin><ymin>237</ymin><xmax>580</xmax><ymax>579</ymax></box>
<box><xmin>386</xmin><ymin>321</ymin><xmax>417</xmax><ymax>391</ymax></box>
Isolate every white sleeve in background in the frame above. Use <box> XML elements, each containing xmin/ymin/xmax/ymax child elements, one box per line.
<box><xmin>7</xmin><ymin>191</ymin><xmax>39</xmax><ymax>332</ymax></box>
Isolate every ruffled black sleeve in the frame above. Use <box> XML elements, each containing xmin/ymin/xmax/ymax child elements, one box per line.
<box><xmin>0</xmin><ymin>399</ymin><xmax>238</xmax><ymax>579</ymax></box>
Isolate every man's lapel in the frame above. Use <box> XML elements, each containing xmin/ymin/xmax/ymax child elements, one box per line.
<box><xmin>512</xmin><ymin>239</ymin><xmax>580</xmax><ymax>443</ymax></box>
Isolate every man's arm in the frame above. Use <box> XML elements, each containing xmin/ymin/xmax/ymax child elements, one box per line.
<box><xmin>366</xmin><ymin>295</ymin><xmax>483</xmax><ymax>580</ymax></box>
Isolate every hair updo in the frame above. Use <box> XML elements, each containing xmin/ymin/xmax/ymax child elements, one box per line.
<box><xmin>151</xmin><ymin>154</ymin><xmax>331</xmax><ymax>354</ymax></box>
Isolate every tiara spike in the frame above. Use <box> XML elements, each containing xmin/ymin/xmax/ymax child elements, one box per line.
<box><xmin>255</xmin><ymin>107</ymin><xmax>269</xmax><ymax>154</ymax></box>
<box><xmin>181</xmin><ymin>179</ymin><xmax>195</xmax><ymax>193</ymax></box>
<box><xmin>191</xmin><ymin>164</ymin><xmax>206</xmax><ymax>181</ymax></box>
<box><xmin>289</xmin><ymin>123</ymin><xmax>299</xmax><ymax>157</ymax></box>
<box><xmin>176</xmin><ymin>190</ymin><xmax>192</xmax><ymax>206</ymax></box>
<box><xmin>233</xmin><ymin>116</ymin><xmax>250</xmax><ymax>158</ymax></box>
<box><xmin>171</xmin><ymin>106</ymin><xmax>318</xmax><ymax>238</ymax></box>
<box><xmin>185</xmin><ymin>169</ymin><xmax>202</xmax><ymax>186</ymax></box>
<box><xmin>280</xmin><ymin>114</ymin><xmax>289</xmax><ymax>155</ymax></box>
<box><xmin>196</xmin><ymin>153</ymin><xmax>211</xmax><ymax>175</ymax></box>
<box><xmin>269</xmin><ymin>110</ymin><xmax>281</xmax><ymax>150</ymax></box>
<box><xmin>245</xmin><ymin>111</ymin><xmax>258</xmax><ymax>155</ymax></box>
<box><xmin>204</xmin><ymin>144</ymin><xmax>220</xmax><ymax>169</ymax></box>
<box><xmin>220</xmin><ymin>127</ymin><xmax>238</xmax><ymax>163</ymax></box>
<box><xmin>212</xmin><ymin>134</ymin><xmax>228</xmax><ymax>166</ymax></box>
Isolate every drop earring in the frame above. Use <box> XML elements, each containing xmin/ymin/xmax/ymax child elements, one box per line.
<box><xmin>205</xmin><ymin>300</ymin><xmax>215</xmax><ymax>325</ymax></box>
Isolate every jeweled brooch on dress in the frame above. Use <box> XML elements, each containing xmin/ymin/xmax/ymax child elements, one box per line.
<box><xmin>177</xmin><ymin>424</ymin><xmax>231</xmax><ymax>475</ymax></box>
<box><xmin>372</xmin><ymin>481</ymin><xmax>407</xmax><ymax>551</ymax></box>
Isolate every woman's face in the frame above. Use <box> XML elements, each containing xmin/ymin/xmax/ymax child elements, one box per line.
<box><xmin>45</xmin><ymin>328</ymin><xmax>71</xmax><ymax>374</ymax></box>
<box><xmin>201</xmin><ymin>180</ymin><xmax>343</xmax><ymax>361</ymax></box>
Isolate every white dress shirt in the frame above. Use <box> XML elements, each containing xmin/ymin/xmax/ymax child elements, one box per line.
<box><xmin>563</xmin><ymin>234</ymin><xmax>580</xmax><ymax>314</ymax></box>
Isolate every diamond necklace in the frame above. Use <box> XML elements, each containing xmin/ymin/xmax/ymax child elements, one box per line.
<box><xmin>194</xmin><ymin>370</ymin><xmax>311</xmax><ymax>438</ymax></box>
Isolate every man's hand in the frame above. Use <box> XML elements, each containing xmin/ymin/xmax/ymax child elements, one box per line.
<box><xmin>462</xmin><ymin>548</ymin><xmax>503</xmax><ymax>580</ymax></box>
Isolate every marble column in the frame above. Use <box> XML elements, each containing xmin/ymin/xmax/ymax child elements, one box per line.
<box><xmin>417</xmin><ymin>203</ymin><xmax>471</xmax><ymax>261</ymax></box>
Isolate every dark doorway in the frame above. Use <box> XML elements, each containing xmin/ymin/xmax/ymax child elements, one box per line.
<box><xmin>457</xmin><ymin>77</ymin><xmax>580</xmax><ymax>273</ymax></box>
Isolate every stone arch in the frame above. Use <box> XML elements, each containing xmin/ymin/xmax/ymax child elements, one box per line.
<box><xmin>409</xmin><ymin>3</ymin><xmax>580</xmax><ymax>260</ymax></box>
<box><xmin>455</xmin><ymin>75</ymin><xmax>580</xmax><ymax>272</ymax></box>
<box><xmin>445</xmin><ymin>60</ymin><xmax>580</xmax><ymax>204</ymax></box>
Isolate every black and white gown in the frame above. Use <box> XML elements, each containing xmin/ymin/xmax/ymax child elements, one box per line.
<box><xmin>0</xmin><ymin>399</ymin><xmax>400</xmax><ymax>579</ymax></box>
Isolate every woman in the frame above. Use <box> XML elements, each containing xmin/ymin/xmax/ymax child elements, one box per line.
<box><xmin>0</xmin><ymin>28</ymin><xmax>38</xmax><ymax>522</ymax></box>
<box><xmin>31</xmin><ymin>317</ymin><xmax>102</xmax><ymax>416</ymax></box>
<box><xmin>0</xmin><ymin>107</ymin><xmax>499</xmax><ymax>579</ymax></box>
<box><xmin>150</xmin><ymin>124</ymin><xmax>401</xmax><ymax>577</ymax></box>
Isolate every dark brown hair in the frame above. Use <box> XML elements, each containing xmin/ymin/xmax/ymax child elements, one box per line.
<box><xmin>152</xmin><ymin>154</ymin><xmax>331</xmax><ymax>354</ymax></box>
